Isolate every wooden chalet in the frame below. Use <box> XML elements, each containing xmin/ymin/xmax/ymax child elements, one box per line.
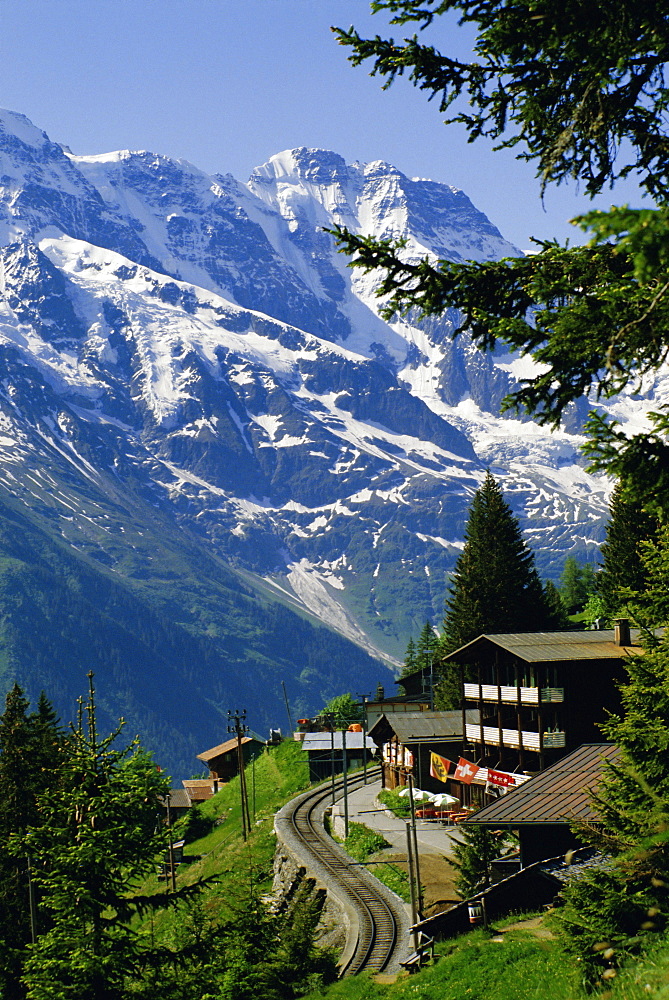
<box><xmin>368</xmin><ymin>710</ymin><xmax>479</xmax><ymax>795</ymax></box>
<box><xmin>464</xmin><ymin>742</ymin><xmax>621</xmax><ymax>866</ymax></box>
<box><xmin>450</xmin><ymin>622</ymin><xmax>641</xmax><ymax>771</ymax></box>
<box><xmin>196</xmin><ymin>734</ymin><xmax>265</xmax><ymax>784</ymax></box>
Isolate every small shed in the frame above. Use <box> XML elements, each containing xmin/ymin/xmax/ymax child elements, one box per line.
<box><xmin>301</xmin><ymin>730</ymin><xmax>376</xmax><ymax>784</ymax></box>
<box><xmin>182</xmin><ymin>779</ymin><xmax>215</xmax><ymax>804</ymax></box>
<box><xmin>369</xmin><ymin>710</ymin><xmax>479</xmax><ymax>795</ymax></box>
<box><xmin>160</xmin><ymin>788</ymin><xmax>192</xmax><ymax>821</ymax></box>
<box><xmin>364</xmin><ymin>692</ymin><xmax>431</xmax><ymax>733</ymax></box>
<box><xmin>464</xmin><ymin>742</ymin><xmax>621</xmax><ymax>866</ymax></box>
<box><xmin>196</xmin><ymin>734</ymin><xmax>265</xmax><ymax>783</ymax></box>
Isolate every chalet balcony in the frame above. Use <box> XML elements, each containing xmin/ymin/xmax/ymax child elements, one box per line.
<box><xmin>465</xmin><ymin>722</ymin><xmax>566</xmax><ymax>751</ymax></box>
<box><xmin>463</xmin><ymin>683</ymin><xmax>564</xmax><ymax>705</ymax></box>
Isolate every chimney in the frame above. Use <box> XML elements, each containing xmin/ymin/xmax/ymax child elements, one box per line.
<box><xmin>614</xmin><ymin>618</ymin><xmax>631</xmax><ymax>646</ymax></box>
<box><xmin>376</xmin><ymin>683</ymin><xmax>385</xmax><ymax>702</ymax></box>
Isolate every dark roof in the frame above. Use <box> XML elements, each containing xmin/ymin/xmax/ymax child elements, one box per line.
<box><xmin>368</xmin><ymin>710</ymin><xmax>478</xmax><ymax>744</ymax></box>
<box><xmin>182</xmin><ymin>779</ymin><xmax>214</xmax><ymax>801</ymax></box>
<box><xmin>539</xmin><ymin>850</ymin><xmax>613</xmax><ymax>886</ymax></box>
<box><xmin>196</xmin><ymin>734</ymin><xmax>263</xmax><ymax>762</ymax></box>
<box><xmin>367</xmin><ymin>693</ymin><xmax>430</xmax><ymax>707</ymax></box>
<box><xmin>447</xmin><ymin>629</ymin><xmax>646</xmax><ymax>663</ymax></box>
<box><xmin>465</xmin><ymin>743</ymin><xmax>621</xmax><ymax>826</ymax></box>
<box><xmin>161</xmin><ymin>789</ymin><xmax>191</xmax><ymax>810</ymax></box>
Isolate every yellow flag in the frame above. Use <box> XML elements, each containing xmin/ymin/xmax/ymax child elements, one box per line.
<box><xmin>430</xmin><ymin>751</ymin><xmax>452</xmax><ymax>784</ymax></box>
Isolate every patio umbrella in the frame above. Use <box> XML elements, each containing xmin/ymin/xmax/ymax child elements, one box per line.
<box><xmin>430</xmin><ymin>793</ymin><xmax>460</xmax><ymax>808</ymax></box>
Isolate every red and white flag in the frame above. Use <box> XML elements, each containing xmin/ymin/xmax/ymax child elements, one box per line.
<box><xmin>487</xmin><ymin>768</ymin><xmax>517</xmax><ymax>788</ymax></box>
<box><xmin>453</xmin><ymin>757</ymin><xmax>479</xmax><ymax>785</ymax></box>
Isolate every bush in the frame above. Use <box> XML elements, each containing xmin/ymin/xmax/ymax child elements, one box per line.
<box><xmin>377</xmin><ymin>788</ymin><xmax>412</xmax><ymax>818</ymax></box>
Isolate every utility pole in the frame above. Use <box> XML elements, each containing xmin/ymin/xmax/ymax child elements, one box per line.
<box><xmin>165</xmin><ymin>792</ymin><xmax>177</xmax><ymax>893</ymax></box>
<box><xmin>319</xmin><ymin>711</ymin><xmax>336</xmax><ymax>805</ymax></box>
<box><xmin>405</xmin><ymin>822</ymin><xmax>419</xmax><ymax>951</ymax></box>
<box><xmin>355</xmin><ymin>691</ymin><xmax>371</xmax><ymax>784</ymax></box>
<box><xmin>281</xmin><ymin>681</ymin><xmax>294</xmax><ymax>735</ymax></box>
<box><xmin>407</xmin><ymin>771</ymin><xmax>423</xmax><ymax>918</ymax></box>
<box><xmin>342</xmin><ymin>725</ymin><xmax>349</xmax><ymax>839</ymax></box>
<box><xmin>228</xmin><ymin>709</ymin><xmax>251</xmax><ymax>840</ymax></box>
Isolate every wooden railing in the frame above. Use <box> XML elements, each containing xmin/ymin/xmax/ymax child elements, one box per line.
<box><xmin>463</xmin><ymin>683</ymin><xmax>564</xmax><ymax>704</ymax></box>
<box><xmin>465</xmin><ymin>723</ymin><xmax>566</xmax><ymax>750</ymax></box>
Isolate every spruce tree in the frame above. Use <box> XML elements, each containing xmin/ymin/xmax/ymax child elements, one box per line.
<box><xmin>0</xmin><ymin>686</ymin><xmax>62</xmax><ymax>998</ymax></box>
<box><xmin>559</xmin><ymin>556</ymin><xmax>597</xmax><ymax>614</ymax></box>
<box><xmin>13</xmin><ymin>675</ymin><xmax>195</xmax><ymax>1000</ymax></box>
<box><xmin>442</xmin><ymin>472</ymin><xmax>559</xmax><ymax>653</ymax></box>
<box><xmin>451</xmin><ymin>825</ymin><xmax>511</xmax><ymax>898</ymax></box>
<box><xmin>557</xmin><ymin>527</ymin><xmax>669</xmax><ymax>982</ymax></box>
<box><xmin>415</xmin><ymin>620</ymin><xmax>439</xmax><ymax>672</ymax></box>
<box><xmin>399</xmin><ymin>636</ymin><xmax>417</xmax><ymax>679</ymax></box>
<box><xmin>543</xmin><ymin>580</ymin><xmax>568</xmax><ymax>626</ymax></box>
<box><xmin>598</xmin><ymin>480</ymin><xmax>658</xmax><ymax>617</ymax></box>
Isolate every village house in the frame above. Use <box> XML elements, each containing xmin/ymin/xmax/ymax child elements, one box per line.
<box><xmin>463</xmin><ymin>742</ymin><xmax>621</xmax><ymax>866</ymax></box>
<box><xmin>368</xmin><ymin>709</ymin><xmax>479</xmax><ymax>796</ymax></box>
<box><xmin>364</xmin><ymin>682</ymin><xmax>430</xmax><ymax>732</ymax></box>
<box><xmin>196</xmin><ymin>733</ymin><xmax>265</xmax><ymax>785</ymax></box>
<box><xmin>448</xmin><ymin>622</ymin><xmax>640</xmax><ymax>771</ymax></box>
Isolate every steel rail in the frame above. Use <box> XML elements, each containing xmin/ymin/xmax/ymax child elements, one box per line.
<box><xmin>285</xmin><ymin>768</ymin><xmax>407</xmax><ymax>976</ymax></box>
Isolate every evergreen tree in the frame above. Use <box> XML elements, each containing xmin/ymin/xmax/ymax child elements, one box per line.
<box><xmin>399</xmin><ymin>636</ymin><xmax>417</xmax><ymax>679</ymax></box>
<box><xmin>442</xmin><ymin>472</ymin><xmax>559</xmax><ymax>653</ymax></box>
<box><xmin>451</xmin><ymin>825</ymin><xmax>511</xmax><ymax>898</ymax></box>
<box><xmin>557</xmin><ymin>633</ymin><xmax>669</xmax><ymax>980</ymax></box>
<box><xmin>0</xmin><ymin>686</ymin><xmax>62</xmax><ymax>998</ymax></box>
<box><xmin>332</xmin><ymin>3</ymin><xmax>669</xmax><ymax>500</ymax></box>
<box><xmin>435</xmin><ymin>474</ymin><xmax>560</xmax><ymax>709</ymax></box>
<box><xmin>559</xmin><ymin>556</ymin><xmax>597</xmax><ymax>614</ymax></box>
<box><xmin>556</xmin><ymin>527</ymin><xmax>669</xmax><ymax>981</ymax></box>
<box><xmin>542</xmin><ymin>580</ymin><xmax>568</xmax><ymax>627</ymax></box>
<box><xmin>13</xmin><ymin>675</ymin><xmax>194</xmax><ymax>1000</ymax></box>
<box><xmin>598</xmin><ymin>481</ymin><xmax>658</xmax><ymax>617</ymax></box>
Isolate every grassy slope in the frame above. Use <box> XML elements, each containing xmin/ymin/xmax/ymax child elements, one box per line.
<box><xmin>138</xmin><ymin>739</ymin><xmax>312</xmax><ymax>945</ymax></box>
<box><xmin>302</xmin><ymin>923</ymin><xmax>669</xmax><ymax>1000</ymax></box>
<box><xmin>133</xmin><ymin>744</ymin><xmax>669</xmax><ymax>1000</ymax></box>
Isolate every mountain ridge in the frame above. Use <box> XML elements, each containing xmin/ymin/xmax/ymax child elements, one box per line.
<box><xmin>0</xmin><ymin>109</ymin><xmax>651</xmax><ymax>771</ymax></box>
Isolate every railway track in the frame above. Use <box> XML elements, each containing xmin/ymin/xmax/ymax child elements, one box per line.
<box><xmin>276</xmin><ymin>769</ymin><xmax>410</xmax><ymax>976</ymax></box>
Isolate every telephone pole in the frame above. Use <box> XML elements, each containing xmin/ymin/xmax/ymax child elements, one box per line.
<box><xmin>228</xmin><ymin>709</ymin><xmax>252</xmax><ymax>840</ymax></box>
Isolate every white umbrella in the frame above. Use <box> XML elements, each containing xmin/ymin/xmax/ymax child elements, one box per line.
<box><xmin>398</xmin><ymin>787</ymin><xmax>431</xmax><ymax>801</ymax></box>
<box><xmin>430</xmin><ymin>793</ymin><xmax>460</xmax><ymax>808</ymax></box>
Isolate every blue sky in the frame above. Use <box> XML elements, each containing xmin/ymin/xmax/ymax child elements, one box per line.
<box><xmin>0</xmin><ymin>0</ymin><xmax>645</xmax><ymax>252</ymax></box>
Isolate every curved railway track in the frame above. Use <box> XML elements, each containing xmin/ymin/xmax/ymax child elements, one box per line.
<box><xmin>277</xmin><ymin>769</ymin><xmax>410</xmax><ymax>976</ymax></box>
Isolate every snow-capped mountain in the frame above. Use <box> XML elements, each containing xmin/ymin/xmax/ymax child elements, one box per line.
<box><xmin>1</xmin><ymin>108</ymin><xmax>654</xmax><ymax>765</ymax></box>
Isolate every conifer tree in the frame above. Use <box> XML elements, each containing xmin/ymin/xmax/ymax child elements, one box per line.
<box><xmin>399</xmin><ymin>636</ymin><xmax>417</xmax><ymax>678</ymax></box>
<box><xmin>451</xmin><ymin>825</ymin><xmax>510</xmax><ymax>898</ymax></box>
<box><xmin>557</xmin><ymin>632</ymin><xmax>669</xmax><ymax>979</ymax></box>
<box><xmin>435</xmin><ymin>474</ymin><xmax>561</xmax><ymax>709</ymax></box>
<box><xmin>13</xmin><ymin>675</ymin><xmax>195</xmax><ymax>1000</ymax></box>
<box><xmin>543</xmin><ymin>580</ymin><xmax>568</xmax><ymax>626</ymax></box>
<box><xmin>415</xmin><ymin>619</ymin><xmax>438</xmax><ymax>665</ymax></box>
<box><xmin>559</xmin><ymin>556</ymin><xmax>597</xmax><ymax>614</ymax></box>
<box><xmin>442</xmin><ymin>472</ymin><xmax>559</xmax><ymax>653</ymax></box>
<box><xmin>556</xmin><ymin>526</ymin><xmax>669</xmax><ymax>981</ymax></box>
<box><xmin>0</xmin><ymin>686</ymin><xmax>62</xmax><ymax>998</ymax></box>
<box><xmin>597</xmin><ymin>480</ymin><xmax>658</xmax><ymax>617</ymax></box>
